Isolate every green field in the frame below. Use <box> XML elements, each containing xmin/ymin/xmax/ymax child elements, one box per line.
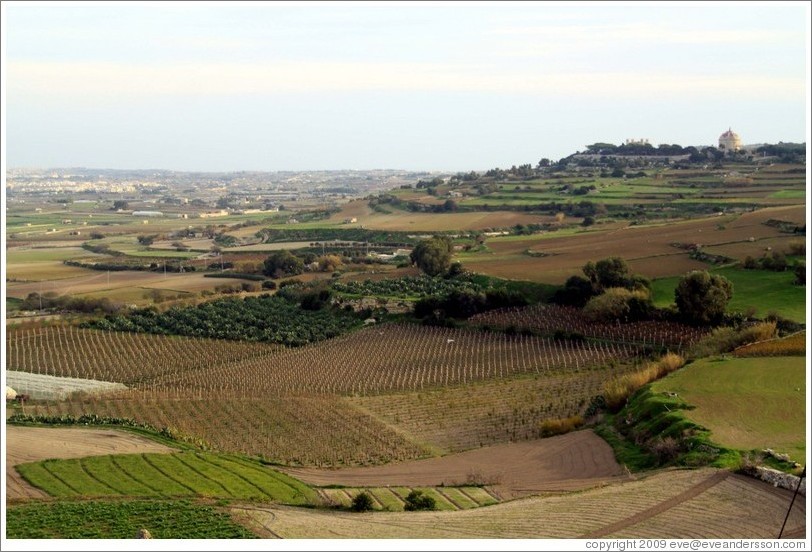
<box><xmin>651</xmin><ymin>356</ymin><xmax>806</xmax><ymax>463</ymax></box>
<box><xmin>321</xmin><ymin>486</ymin><xmax>497</xmax><ymax>512</ymax></box>
<box><xmin>5</xmin><ymin>500</ymin><xmax>257</xmax><ymax>539</ymax></box>
<box><xmin>651</xmin><ymin>267</ymin><xmax>806</xmax><ymax>322</ymax></box>
<box><xmin>17</xmin><ymin>452</ymin><xmax>318</xmax><ymax>504</ymax></box>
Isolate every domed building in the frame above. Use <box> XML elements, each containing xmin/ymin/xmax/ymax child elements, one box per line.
<box><xmin>718</xmin><ymin>128</ymin><xmax>742</xmax><ymax>152</ymax></box>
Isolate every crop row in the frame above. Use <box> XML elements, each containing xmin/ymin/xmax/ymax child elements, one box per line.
<box><xmin>27</xmin><ymin>394</ymin><xmax>432</xmax><ymax>467</ymax></box>
<box><xmin>353</xmin><ymin>365</ymin><xmax>638</xmax><ymax>451</ymax></box>
<box><xmin>145</xmin><ymin>324</ymin><xmax>639</xmax><ymax>396</ymax></box>
<box><xmin>471</xmin><ymin>304</ymin><xmax>707</xmax><ymax>349</ymax></box>
<box><xmin>17</xmin><ymin>451</ymin><xmax>316</xmax><ymax>504</ymax></box>
<box><xmin>6</xmin><ymin>325</ymin><xmax>279</xmax><ymax>385</ymax></box>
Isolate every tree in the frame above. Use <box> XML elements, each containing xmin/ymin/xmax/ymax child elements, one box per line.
<box><xmin>794</xmin><ymin>263</ymin><xmax>805</xmax><ymax>286</ymax></box>
<box><xmin>583</xmin><ymin>257</ymin><xmax>631</xmax><ymax>291</ymax></box>
<box><xmin>263</xmin><ymin>250</ymin><xmax>304</xmax><ymax>278</ymax></box>
<box><xmin>410</xmin><ymin>236</ymin><xmax>453</xmax><ymax>277</ymax></box>
<box><xmin>137</xmin><ymin>235</ymin><xmax>155</xmax><ymax>246</ymax></box>
<box><xmin>553</xmin><ymin>275</ymin><xmax>595</xmax><ymax>307</ymax></box>
<box><xmin>317</xmin><ymin>254</ymin><xmax>343</xmax><ymax>272</ymax></box>
<box><xmin>404</xmin><ymin>490</ymin><xmax>436</xmax><ymax>511</ymax></box>
<box><xmin>675</xmin><ymin>270</ymin><xmax>733</xmax><ymax>325</ymax></box>
<box><xmin>112</xmin><ymin>200</ymin><xmax>129</xmax><ymax>211</ymax></box>
<box><xmin>350</xmin><ymin>491</ymin><xmax>374</xmax><ymax>512</ymax></box>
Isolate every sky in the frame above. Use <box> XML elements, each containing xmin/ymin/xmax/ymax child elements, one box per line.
<box><xmin>2</xmin><ymin>0</ymin><xmax>809</xmax><ymax>172</ymax></box>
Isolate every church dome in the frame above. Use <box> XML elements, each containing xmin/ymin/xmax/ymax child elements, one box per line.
<box><xmin>718</xmin><ymin>128</ymin><xmax>742</xmax><ymax>151</ymax></box>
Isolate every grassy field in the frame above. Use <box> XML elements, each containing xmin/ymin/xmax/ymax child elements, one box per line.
<box><xmin>651</xmin><ymin>266</ymin><xmax>806</xmax><ymax>322</ymax></box>
<box><xmin>17</xmin><ymin>451</ymin><xmax>318</xmax><ymax>504</ymax></box>
<box><xmin>5</xmin><ymin>500</ymin><xmax>257</xmax><ymax>539</ymax></box>
<box><xmin>651</xmin><ymin>356</ymin><xmax>806</xmax><ymax>463</ymax></box>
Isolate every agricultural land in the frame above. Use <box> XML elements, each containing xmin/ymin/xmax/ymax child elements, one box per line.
<box><xmin>4</xmin><ymin>150</ymin><xmax>808</xmax><ymax>540</ymax></box>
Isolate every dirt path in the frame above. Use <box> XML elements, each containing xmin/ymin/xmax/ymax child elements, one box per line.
<box><xmin>5</xmin><ymin>425</ymin><xmax>177</xmax><ymax>500</ymax></box>
<box><xmin>282</xmin><ymin>430</ymin><xmax>627</xmax><ymax>500</ymax></box>
<box><xmin>581</xmin><ymin>471</ymin><xmax>730</xmax><ymax>538</ymax></box>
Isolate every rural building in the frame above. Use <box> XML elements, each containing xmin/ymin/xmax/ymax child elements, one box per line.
<box><xmin>718</xmin><ymin>128</ymin><xmax>742</xmax><ymax>152</ymax></box>
<box><xmin>132</xmin><ymin>211</ymin><xmax>164</xmax><ymax>217</ymax></box>
<box><xmin>343</xmin><ymin>217</ymin><xmax>358</xmax><ymax>224</ymax></box>
<box><xmin>198</xmin><ymin>210</ymin><xmax>229</xmax><ymax>218</ymax></box>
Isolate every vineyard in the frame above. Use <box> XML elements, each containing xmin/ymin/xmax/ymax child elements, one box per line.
<box><xmin>6</xmin><ymin>326</ymin><xmax>279</xmax><ymax>385</ymax></box>
<box><xmin>471</xmin><ymin>304</ymin><xmax>707</xmax><ymax>349</ymax></box>
<box><xmin>148</xmin><ymin>324</ymin><xmax>639</xmax><ymax>396</ymax></box>
<box><xmin>24</xmin><ymin>395</ymin><xmax>432</xmax><ymax>466</ymax></box>
<box><xmin>352</xmin><ymin>368</ymin><xmax>638</xmax><ymax>451</ymax></box>
<box><xmin>7</xmin><ymin>320</ymin><xmax>645</xmax><ymax>464</ymax></box>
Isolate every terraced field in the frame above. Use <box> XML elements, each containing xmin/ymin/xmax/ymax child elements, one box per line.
<box><xmin>317</xmin><ymin>486</ymin><xmax>498</xmax><ymax>511</ymax></box>
<box><xmin>16</xmin><ymin>452</ymin><xmax>317</xmax><ymax>504</ymax></box>
<box><xmin>235</xmin><ymin>468</ymin><xmax>806</xmax><ymax>538</ymax></box>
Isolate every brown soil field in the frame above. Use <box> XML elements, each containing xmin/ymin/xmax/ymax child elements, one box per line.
<box><xmin>5</xmin><ymin>261</ymin><xmax>99</xmax><ymax>282</ymax></box>
<box><xmin>328</xmin><ymin>200</ymin><xmax>551</xmax><ymax>231</ymax></box>
<box><xmin>703</xmin><ymin>236</ymin><xmax>804</xmax><ymax>261</ymax></box>
<box><xmin>5</xmin><ymin>425</ymin><xmax>177</xmax><ymax>500</ymax></box>
<box><xmin>282</xmin><ymin>430</ymin><xmax>627</xmax><ymax>501</ymax></box>
<box><xmin>463</xmin><ymin>205</ymin><xmax>805</xmax><ymax>283</ymax></box>
<box><xmin>235</xmin><ymin>468</ymin><xmax>806</xmax><ymax>538</ymax></box>
<box><xmin>6</xmin><ymin>271</ymin><xmax>231</xmax><ymax>302</ymax></box>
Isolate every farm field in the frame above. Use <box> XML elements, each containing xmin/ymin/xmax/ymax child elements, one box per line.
<box><xmin>283</xmin><ymin>430</ymin><xmax>627</xmax><ymax>501</ymax></box>
<box><xmin>461</xmin><ymin>205</ymin><xmax>805</xmax><ymax>283</ymax></box>
<box><xmin>5</xmin><ymin>426</ymin><xmax>177</xmax><ymax>500</ymax></box>
<box><xmin>16</xmin><ymin>451</ymin><xmax>317</xmax><ymax>504</ymax></box>
<box><xmin>6</xmin><ymin>371</ymin><xmax>127</xmax><ymax>400</ymax></box>
<box><xmin>24</xmin><ymin>395</ymin><xmax>434</xmax><ymax>466</ymax></box>
<box><xmin>235</xmin><ymin>468</ymin><xmax>806</xmax><ymax>538</ymax></box>
<box><xmin>317</xmin><ymin>485</ymin><xmax>497</xmax><ymax>511</ymax></box>
<box><xmin>5</xmin><ymin>270</ymin><xmax>236</xmax><ymax>305</ymax></box>
<box><xmin>6</xmin><ymin>500</ymin><xmax>258</xmax><ymax>539</ymax></box>
<box><xmin>650</xmin><ymin>267</ymin><xmax>806</xmax><ymax>322</ymax></box>
<box><xmin>651</xmin><ymin>356</ymin><xmax>806</xmax><ymax>463</ymax></box>
<box><xmin>326</xmin><ymin>200</ymin><xmax>553</xmax><ymax>231</ymax></box>
<box><xmin>350</xmin><ymin>368</ymin><xmax>638</xmax><ymax>452</ymax></box>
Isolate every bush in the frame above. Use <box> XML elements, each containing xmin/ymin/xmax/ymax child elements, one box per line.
<box><xmin>538</xmin><ymin>415</ymin><xmax>584</xmax><ymax>437</ymax></box>
<box><xmin>350</xmin><ymin>492</ymin><xmax>374</xmax><ymax>512</ymax></box>
<box><xmin>688</xmin><ymin>321</ymin><xmax>776</xmax><ymax>358</ymax></box>
<box><xmin>261</xmin><ymin>280</ymin><xmax>277</xmax><ymax>290</ymax></box>
<box><xmin>602</xmin><ymin>353</ymin><xmax>685</xmax><ymax>411</ymax></box>
<box><xmin>404</xmin><ymin>490</ymin><xmax>436</xmax><ymax>511</ymax></box>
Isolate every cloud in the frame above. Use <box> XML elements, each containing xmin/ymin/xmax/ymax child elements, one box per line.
<box><xmin>6</xmin><ymin>60</ymin><xmax>804</xmax><ymax>102</ymax></box>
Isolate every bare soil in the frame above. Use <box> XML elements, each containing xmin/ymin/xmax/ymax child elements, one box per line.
<box><xmin>282</xmin><ymin>430</ymin><xmax>626</xmax><ymax>500</ymax></box>
<box><xmin>5</xmin><ymin>425</ymin><xmax>177</xmax><ymax>500</ymax></box>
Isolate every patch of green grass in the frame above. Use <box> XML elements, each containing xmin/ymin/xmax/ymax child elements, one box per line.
<box><xmin>5</xmin><ymin>499</ymin><xmax>257</xmax><ymax>539</ymax></box>
<box><xmin>6</xmin><ymin>296</ymin><xmax>23</xmax><ymax>311</ymax></box>
<box><xmin>593</xmin><ymin>420</ymin><xmax>657</xmax><ymax>472</ymax></box>
<box><xmin>17</xmin><ymin>452</ymin><xmax>317</xmax><ymax>505</ymax></box>
<box><xmin>651</xmin><ymin>267</ymin><xmax>806</xmax><ymax>322</ymax></box>
<box><xmin>769</xmin><ymin>190</ymin><xmax>806</xmax><ymax>199</ymax></box>
<box><xmin>651</xmin><ymin>356</ymin><xmax>806</xmax><ymax>464</ymax></box>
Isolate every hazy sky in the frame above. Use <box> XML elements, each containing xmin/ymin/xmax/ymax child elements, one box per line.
<box><xmin>3</xmin><ymin>1</ymin><xmax>809</xmax><ymax>171</ymax></box>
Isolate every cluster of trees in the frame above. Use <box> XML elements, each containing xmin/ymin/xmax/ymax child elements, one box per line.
<box><xmin>556</xmin><ymin>257</ymin><xmax>734</xmax><ymax>326</ymax></box>
<box><xmin>410</xmin><ymin>236</ymin><xmax>454</xmax><ymax>277</ymax></box>
<box><xmin>262</xmin><ymin>250</ymin><xmax>346</xmax><ymax>279</ymax></box>
<box><xmin>86</xmin><ymin>294</ymin><xmax>360</xmax><ymax>346</ymax></box>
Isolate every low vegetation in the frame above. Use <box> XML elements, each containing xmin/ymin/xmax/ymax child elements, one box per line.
<box><xmin>5</xmin><ymin>500</ymin><xmax>257</xmax><ymax>539</ymax></box>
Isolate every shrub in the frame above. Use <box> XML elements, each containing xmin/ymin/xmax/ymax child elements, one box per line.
<box><xmin>350</xmin><ymin>492</ymin><xmax>374</xmax><ymax>512</ymax></box>
<box><xmin>261</xmin><ymin>280</ymin><xmax>277</xmax><ymax>290</ymax></box>
<box><xmin>538</xmin><ymin>415</ymin><xmax>584</xmax><ymax>437</ymax></box>
<box><xmin>404</xmin><ymin>490</ymin><xmax>436</xmax><ymax>511</ymax></box>
<box><xmin>688</xmin><ymin>322</ymin><xmax>776</xmax><ymax>358</ymax></box>
<box><xmin>602</xmin><ymin>353</ymin><xmax>685</xmax><ymax>411</ymax></box>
